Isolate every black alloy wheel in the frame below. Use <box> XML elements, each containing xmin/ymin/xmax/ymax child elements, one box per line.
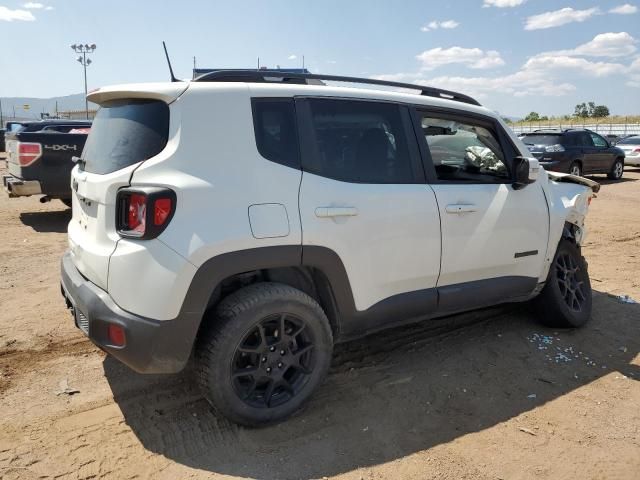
<box><xmin>232</xmin><ymin>313</ymin><xmax>316</xmax><ymax>409</ymax></box>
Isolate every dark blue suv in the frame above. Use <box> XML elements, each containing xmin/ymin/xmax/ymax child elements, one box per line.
<box><xmin>520</xmin><ymin>129</ymin><xmax>626</xmax><ymax>180</ymax></box>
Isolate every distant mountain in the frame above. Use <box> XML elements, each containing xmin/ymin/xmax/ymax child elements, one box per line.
<box><xmin>1</xmin><ymin>93</ymin><xmax>97</xmax><ymax>120</ymax></box>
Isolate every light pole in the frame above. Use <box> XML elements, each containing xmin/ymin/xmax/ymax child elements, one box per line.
<box><xmin>70</xmin><ymin>43</ymin><xmax>96</xmax><ymax>119</ymax></box>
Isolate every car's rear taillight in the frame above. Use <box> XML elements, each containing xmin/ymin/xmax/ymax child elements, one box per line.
<box><xmin>116</xmin><ymin>187</ymin><xmax>176</xmax><ymax>239</ymax></box>
<box><xmin>17</xmin><ymin>142</ymin><xmax>43</xmax><ymax>166</ymax></box>
<box><xmin>544</xmin><ymin>144</ymin><xmax>565</xmax><ymax>153</ymax></box>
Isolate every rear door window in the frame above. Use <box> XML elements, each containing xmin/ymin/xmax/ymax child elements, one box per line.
<box><xmin>577</xmin><ymin>132</ymin><xmax>594</xmax><ymax>147</ymax></box>
<box><xmin>82</xmin><ymin>99</ymin><xmax>169</xmax><ymax>175</ymax></box>
<box><xmin>302</xmin><ymin>99</ymin><xmax>419</xmax><ymax>184</ymax></box>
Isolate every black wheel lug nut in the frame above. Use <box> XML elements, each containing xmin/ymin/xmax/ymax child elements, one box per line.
<box><xmin>280</xmin><ymin>349</ymin><xmax>285</xmax><ymax>355</ymax></box>
<box><xmin>270</xmin><ymin>346</ymin><xmax>276</xmax><ymax>352</ymax></box>
<box><xmin>277</xmin><ymin>362</ymin><xmax>283</xmax><ymax>368</ymax></box>
<box><xmin>261</xmin><ymin>356</ymin><xmax>267</xmax><ymax>362</ymax></box>
<box><xmin>266</xmin><ymin>367</ymin><xmax>272</xmax><ymax>373</ymax></box>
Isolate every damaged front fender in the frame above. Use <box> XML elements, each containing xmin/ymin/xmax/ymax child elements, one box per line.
<box><xmin>546</xmin><ymin>171</ymin><xmax>601</xmax><ymax>193</ymax></box>
<box><xmin>538</xmin><ymin>169</ymin><xmax>598</xmax><ymax>281</ymax></box>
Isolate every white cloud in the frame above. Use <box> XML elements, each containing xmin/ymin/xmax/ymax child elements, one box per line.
<box><xmin>326</xmin><ymin>60</ymin><xmax>337</xmax><ymax>64</ymax></box>
<box><xmin>287</xmin><ymin>54</ymin><xmax>297</xmax><ymax>60</ymax></box>
<box><xmin>45</xmin><ymin>5</ymin><xmax>53</xmax><ymax>10</ymax></box>
<box><xmin>547</xmin><ymin>32</ymin><xmax>637</xmax><ymax>58</ymax></box>
<box><xmin>440</xmin><ymin>20</ymin><xmax>459</xmax><ymax>29</ymax></box>
<box><xmin>610</xmin><ymin>4</ymin><xmax>638</xmax><ymax>14</ymax></box>
<box><xmin>23</xmin><ymin>2</ymin><xmax>44</xmax><ymax>8</ymax></box>
<box><xmin>627</xmin><ymin>60</ymin><xmax>640</xmax><ymax>86</ymax></box>
<box><xmin>523</xmin><ymin>54</ymin><xmax>625</xmax><ymax>77</ymax></box>
<box><xmin>0</xmin><ymin>6</ymin><xmax>36</xmax><ymax>21</ymax></box>
<box><xmin>420</xmin><ymin>19</ymin><xmax>459</xmax><ymax>32</ymax></box>
<box><xmin>416</xmin><ymin>47</ymin><xmax>505</xmax><ymax>70</ymax></box>
<box><xmin>525</xmin><ymin>7</ymin><xmax>600</xmax><ymax>30</ymax></box>
<box><xmin>483</xmin><ymin>0</ymin><xmax>526</xmax><ymax>7</ymax></box>
<box><xmin>373</xmin><ymin>70</ymin><xmax>574</xmax><ymax>99</ymax></box>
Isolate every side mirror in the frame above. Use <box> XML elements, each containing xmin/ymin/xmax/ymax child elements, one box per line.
<box><xmin>512</xmin><ymin>156</ymin><xmax>538</xmax><ymax>190</ymax></box>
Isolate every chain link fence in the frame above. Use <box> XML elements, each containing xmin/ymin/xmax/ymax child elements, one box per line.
<box><xmin>510</xmin><ymin>122</ymin><xmax>640</xmax><ymax>136</ymax></box>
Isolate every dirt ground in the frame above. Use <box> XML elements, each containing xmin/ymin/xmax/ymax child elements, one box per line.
<box><xmin>0</xmin><ymin>159</ymin><xmax>638</xmax><ymax>480</ymax></box>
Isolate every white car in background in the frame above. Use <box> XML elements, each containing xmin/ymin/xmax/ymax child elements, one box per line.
<box><xmin>617</xmin><ymin>135</ymin><xmax>640</xmax><ymax>166</ymax></box>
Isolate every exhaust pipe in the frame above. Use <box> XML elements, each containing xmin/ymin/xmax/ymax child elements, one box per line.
<box><xmin>39</xmin><ymin>196</ymin><xmax>51</xmax><ymax>203</ymax></box>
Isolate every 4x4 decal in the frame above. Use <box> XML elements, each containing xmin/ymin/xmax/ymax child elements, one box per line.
<box><xmin>44</xmin><ymin>144</ymin><xmax>78</xmax><ymax>151</ymax></box>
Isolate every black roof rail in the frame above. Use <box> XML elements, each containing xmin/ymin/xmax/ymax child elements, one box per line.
<box><xmin>192</xmin><ymin>70</ymin><xmax>482</xmax><ymax>106</ymax></box>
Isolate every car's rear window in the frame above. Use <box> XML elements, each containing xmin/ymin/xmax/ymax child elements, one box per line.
<box><xmin>7</xmin><ymin>123</ymin><xmax>27</xmax><ymax>133</ymax></box>
<box><xmin>617</xmin><ymin>136</ymin><xmax>640</xmax><ymax>145</ymax></box>
<box><xmin>82</xmin><ymin>99</ymin><xmax>169</xmax><ymax>175</ymax></box>
<box><xmin>521</xmin><ymin>134</ymin><xmax>563</xmax><ymax>145</ymax></box>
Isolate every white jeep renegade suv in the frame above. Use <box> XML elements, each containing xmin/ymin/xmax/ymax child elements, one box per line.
<box><xmin>61</xmin><ymin>71</ymin><xmax>598</xmax><ymax>426</ymax></box>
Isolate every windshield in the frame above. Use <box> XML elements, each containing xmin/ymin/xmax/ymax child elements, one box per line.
<box><xmin>82</xmin><ymin>99</ymin><xmax>169</xmax><ymax>175</ymax></box>
<box><xmin>521</xmin><ymin>134</ymin><xmax>563</xmax><ymax>145</ymax></box>
<box><xmin>617</xmin><ymin>136</ymin><xmax>640</xmax><ymax>145</ymax></box>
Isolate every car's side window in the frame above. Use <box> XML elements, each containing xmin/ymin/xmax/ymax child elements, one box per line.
<box><xmin>303</xmin><ymin>99</ymin><xmax>418</xmax><ymax>184</ymax></box>
<box><xmin>252</xmin><ymin>98</ymin><xmax>301</xmax><ymax>169</ymax></box>
<box><xmin>590</xmin><ymin>132</ymin><xmax>608</xmax><ymax>148</ymax></box>
<box><xmin>579</xmin><ymin>132</ymin><xmax>595</xmax><ymax>147</ymax></box>
<box><xmin>417</xmin><ymin>113</ymin><xmax>510</xmax><ymax>183</ymax></box>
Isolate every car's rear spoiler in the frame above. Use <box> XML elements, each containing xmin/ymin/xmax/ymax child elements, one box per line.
<box><xmin>87</xmin><ymin>82</ymin><xmax>189</xmax><ymax>105</ymax></box>
<box><xmin>547</xmin><ymin>171</ymin><xmax>601</xmax><ymax>193</ymax></box>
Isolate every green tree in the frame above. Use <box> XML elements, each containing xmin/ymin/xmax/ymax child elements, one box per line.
<box><xmin>524</xmin><ymin>111</ymin><xmax>541</xmax><ymax>122</ymax></box>
<box><xmin>574</xmin><ymin>103</ymin><xmax>589</xmax><ymax>118</ymax></box>
<box><xmin>592</xmin><ymin>105</ymin><xmax>610</xmax><ymax>118</ymax></box>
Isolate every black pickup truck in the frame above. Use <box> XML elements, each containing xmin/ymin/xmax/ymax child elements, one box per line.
<box><xmin>3</xmin><ymin>120</ymin><xmax>91</xmax><ymax>206</ymax></box>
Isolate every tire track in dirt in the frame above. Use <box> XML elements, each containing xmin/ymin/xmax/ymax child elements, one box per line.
<box><xmin>0</xmin><ymin>338</ymin><xmax>97</xmax><ymax>395</ymax></box>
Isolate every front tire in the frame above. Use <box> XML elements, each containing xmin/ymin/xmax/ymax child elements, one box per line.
<box><xmin>607</xmin><ymin>158</ymin><xmax>624</xmax><ymax>180</ymax></box>
<box><xmin>569</xmin><ymin>162</ymin><xmax>582</xmax><ymax>177</ymax></box>
<box><xmin>534</xmin><ymin>239</ymin><xmax>592</xmax><ymax>328</ymax></box>
<box><xmin>197</xmin><ymin>283</ymin><xmax>333</xmax><ymax>427</ymax></box>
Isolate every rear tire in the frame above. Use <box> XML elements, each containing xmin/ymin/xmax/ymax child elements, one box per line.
<box><xmin>569</xmin><ymin>162</ymin><xmax>582</xmax><ymax>177</ymax></box>
<box><xmin>197</xmin><ymin>282</ymin><xmax>333</xmax><ymax>427</ymax></box>
<box><xmin>607</xmin><ymin>158</ymin><xmax>624</xmax><ymax>180</ymax></box>
<box><xmin>534</xmin><ymin>239</ymin><xmax>592</xmax><ymax>328</ymax></box>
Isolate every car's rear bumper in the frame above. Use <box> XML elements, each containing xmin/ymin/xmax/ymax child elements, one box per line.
<box><xmin>60</xmin><ymin>250</ymin><xmax>200</xmax><ymax>374</ymax></box>
<box><xmin>2</xmin><ymin>175</ymin><xmax>42</xmax><ymax>197</ymax></box>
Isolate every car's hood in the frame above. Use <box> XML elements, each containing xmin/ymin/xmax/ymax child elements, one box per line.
<box><xmin>546</xmin><ymin>171</ymin><xmax>601</xmax><ymax>193</ymax></box>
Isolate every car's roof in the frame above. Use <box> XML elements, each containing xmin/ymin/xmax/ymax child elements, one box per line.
<box><xmin>192</xmin><ymin>81</ymin><xmax>497</xmax><ymax>118</ymax></box>
<box><xmin>89</xmin><ymin>79</ymin><xmax>498</xmax><ymax>120</ymax></box>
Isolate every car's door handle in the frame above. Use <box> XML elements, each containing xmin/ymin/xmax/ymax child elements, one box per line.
<box><xmin>315</xmin><ymin>207</ymin><xmax>359</xmax><ymax>218</ymax></box>
<box><xmin>445</xmin><ymin>204</ymin><xmax>478</xmax><ymax>214</ymax></box>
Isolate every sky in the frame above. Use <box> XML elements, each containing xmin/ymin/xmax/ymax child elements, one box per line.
<box><xmin>0</xmin><ymin>0</ymin><xmax>639</xmax><ymax>117</ymax></box>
